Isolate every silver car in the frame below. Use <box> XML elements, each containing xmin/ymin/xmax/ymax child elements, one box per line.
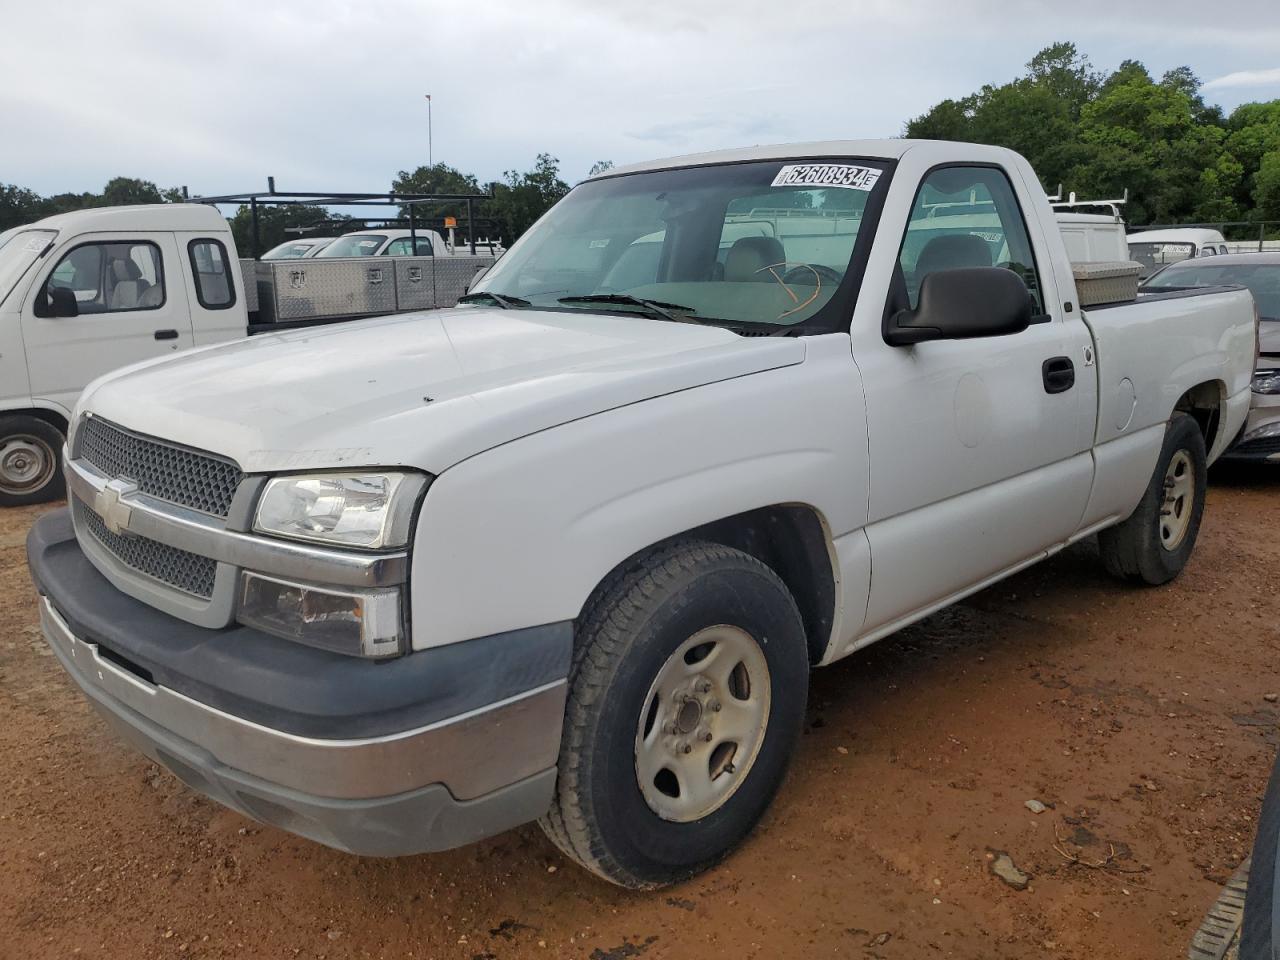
<box><xmin>1145</xmin><ymin>253</ymin><xmax>1280</xmax><ymax>460</ymax></box>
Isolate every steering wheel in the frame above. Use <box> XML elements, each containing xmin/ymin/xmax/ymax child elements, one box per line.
<box><xmin>780</xmin><ymin>263</ymin><xmax>842</xmax><ymax>285</ymax></box>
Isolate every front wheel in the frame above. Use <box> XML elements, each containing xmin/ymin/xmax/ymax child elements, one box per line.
<box><xmin>1098</xmin><ymin>412</ymin><xmax>1207</xmax><ymax>585</ymax></box>
<box><xmin>540</xmin><ymin>541</ymin><xmax>809</xmax><ymax>888</ymax></box>
<box><xmin>0</xmin><ymin>415</ymin><xmax>66</xmax><ymax>507</ymax></box>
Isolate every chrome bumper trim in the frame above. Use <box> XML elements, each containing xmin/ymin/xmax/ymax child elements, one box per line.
<box><xmin>66</xmin><ymin>456</ymin><xmax>407</xmax><ymax>588</ymax></box>
<box><xmin>40</xmin><ymin>597</ymin><xmax>566</xmax><ymax>801</ymax></box>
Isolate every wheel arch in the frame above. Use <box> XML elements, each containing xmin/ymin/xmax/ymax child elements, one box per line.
<box><xmin>1173</xmin><ymin>379</ymin><xmax>1225</xmax><ymax>456</ymax></box>
<box><xmin>575</xmin><ymin>503</ymin><xmax>838</xmax><ymax>665</ymax></box>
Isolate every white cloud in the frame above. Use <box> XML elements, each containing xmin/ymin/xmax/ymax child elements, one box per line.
<box><xmin>1205</xmin><ymin>67</ymin><xmax>1280</xmax><ymax>89</ymax></box>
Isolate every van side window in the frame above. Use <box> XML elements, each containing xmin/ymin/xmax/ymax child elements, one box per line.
<box><xmin>39</xmin><ymin>241</ymin><xmax>165</xmax><ymax>315</ymax></box>
<box><xmin>896</xmin><ymin>166</ymin><xmax>1044</xmax><ymax>315</ymax></box>
<box><xmin>188</xmin><ymin>239</ymin><xmax>236</xmax><ymax>309</ymax></box>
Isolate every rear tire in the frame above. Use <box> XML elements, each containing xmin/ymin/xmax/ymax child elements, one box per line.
<box><xmin>540</xmin><ymin>540</ymin><xmax>809</xmax><ymax>888</ymax></box>
<box><xmin>1098</xmin><ymin>412</ymin><xmax>1206</xmax><ymax>585</ymax></box>
<box><xmin>0</xmin><ymin>415</ymin><xmax>65</xmax><ymax>507</ymax></box>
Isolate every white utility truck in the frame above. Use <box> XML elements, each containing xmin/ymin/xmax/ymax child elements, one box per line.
<box><xmin>0</xmin><ymin>208</ymin><xmax>497</xmax><ymax>503</ymax></box>
<box><xmin>27</xmin><ymin>140</ymin><xmax>1257</xmax><ymax>889</ymax></box>
<box><xmin>0</xmin><ymin>205</ymin><xmax>245</xmax><ymax>504</ymax></box>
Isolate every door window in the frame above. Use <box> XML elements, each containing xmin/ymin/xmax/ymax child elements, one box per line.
<box><xmin>897</xmin><ymin>166</ymin><xmax>1043</xmax><ymax>314</ymax></box>
<box><xmin>38</xmin><ymin>241</ymin><xmax>165</xmax><ymax>315</ymax></box>
<box><xmin>188</xmin><ymin>239</ymin><xmax>236</xmax><ymax>309</ymax></box>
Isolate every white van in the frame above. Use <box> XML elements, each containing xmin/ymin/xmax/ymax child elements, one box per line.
<box><xmin>1128</xmin><ymin>228</ymin><xmax>1230</xmax><ymax>278</ymax></box>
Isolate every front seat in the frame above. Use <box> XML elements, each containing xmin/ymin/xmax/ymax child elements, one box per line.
<box><xmin>107</xmin><ymin>258</ymin><xmax>151</xmax><ymax>310</ymax></box>
<box><xmin>914</xmin><ymin>233</ymin><xmax>992</xmax><ymax>276</ymax></box>
<box><xmin>724</xmin><ymin>236</ymin><xmax>786</xmax><ymax>282</ymax></box>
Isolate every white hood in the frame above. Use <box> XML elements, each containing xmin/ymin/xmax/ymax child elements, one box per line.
<box><xmin>80</xmin><ymin>307</ymin><xmax>805</xmax><ymax>474</ymax></box>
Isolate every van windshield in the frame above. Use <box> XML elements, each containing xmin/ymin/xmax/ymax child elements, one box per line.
<box><xmin>470</xmin><ymin>159</ymin><xmax>890</xmax><ymax>328</ymax></box>
<box><xmin>1129</xmin><ymin>241</ymin><xmax>1195</xmax><ymax>275</ymax></box>
<box><xmin>0</xmin><ymin>229</ymin><xmax>56</xmax><ymax>309</ymax></box>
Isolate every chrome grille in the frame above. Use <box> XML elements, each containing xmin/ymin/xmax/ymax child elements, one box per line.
<box><xmin>79</xmin><ymin>417</ymin><xmax>242</xmax><ymax>518</ymax></box>
<box><xmin>77</xmin><ymin>498</ymin><xmax>217</xmax><ymax>599</ymax></box>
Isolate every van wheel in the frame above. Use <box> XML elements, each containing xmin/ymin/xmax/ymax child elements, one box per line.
<box><xmin>1098</xmin><ymin>412</ymin><xmax>1206</xmax><ymax>585</ymax></box>
<box><xmin>540</xmin><ymin>541</ymin><xmax>809</xmax><ymax>888</ymax></box>
<box><xmin>0</xmin><ymin>416</ymin><xmax>65</xmax><ymax>507</ymax></box>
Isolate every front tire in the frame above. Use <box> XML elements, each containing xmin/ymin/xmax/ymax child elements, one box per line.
<box><xmin>1098</xmin><ymin>412</ymin><xmax>1206</xmax><ymax>585</ymax></box>
<box><xmin>540</xmin><ymin>541</ymin><xmax>809</xmax><ymax>888</ymax></box>
<box><xmin>0</xmin><ymin>415</ymin><xmax>65</xmax><ymax>507</ymax></box>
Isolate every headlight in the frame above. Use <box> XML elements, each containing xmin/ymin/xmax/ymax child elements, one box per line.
<box><xmin>254</xmin><ymin>472</ymin><xmax>427</xmax><ymax>549</ymax></box>
<box><xmin>1253</xmin><ymin>370</ymin><xmax>1280</xmax><ymax>395</ymax></box>
<box><xmin>239</xmin><ymin>572</ymin><xmax>403</xmax><ymax>658</ymax></box>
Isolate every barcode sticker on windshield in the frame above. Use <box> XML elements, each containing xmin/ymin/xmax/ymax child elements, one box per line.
<box><xmin>771</xmin><ymin>164</ymin><xmax>881</xmax><ymax>191</ymax></box>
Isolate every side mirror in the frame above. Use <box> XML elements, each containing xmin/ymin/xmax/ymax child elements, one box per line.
<box><xmin>885</xmin><ymin>267</ymin><xmax>1032</xmax><ymax>346</ymax></box>
<box><xmin>47</xmin><ymin>286</ymin><xmax>79</xmax><ymax>318</ymax></box>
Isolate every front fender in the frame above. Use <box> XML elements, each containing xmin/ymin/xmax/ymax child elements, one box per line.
<box><xmin>410</xmin><ymin>334</ymin><xmax>869</xmax><ymax>651</ymax></box>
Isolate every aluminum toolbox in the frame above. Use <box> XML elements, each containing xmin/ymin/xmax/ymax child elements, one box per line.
<box><xmin>254</xmin><ymin>255</ymin><xmax>495</xmax><ymax>325</ymax></box>
<box><xmin>1072</xmin><ymin>260</ymin><xmax>1142</xmax><ymax>307</ymax></box>
<box><xmin>256</xmin><ymin>259</ymin><xmax>398</xmax><ymax>323</ymax></box>
<box><xmin>394</xmin><ymin>257</ymin><xmax>491</xmax><ymax>311</ymax></box>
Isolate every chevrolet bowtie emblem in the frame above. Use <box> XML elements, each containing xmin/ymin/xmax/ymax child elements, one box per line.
<box><xmin>93</xmin><ymin>479</ymin><xmax>137</xmax><ymax>536</ymax></box>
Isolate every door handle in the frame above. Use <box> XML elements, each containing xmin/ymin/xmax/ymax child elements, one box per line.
<box><xmin>1042</xmin><ymin>356</ymin><xmax>1075</xmax><ymax>394</ymax></box>
<box><xmin>154</xmin><ymin>329</ymin><xmax>178</xmax><ymax>341</ymax></box>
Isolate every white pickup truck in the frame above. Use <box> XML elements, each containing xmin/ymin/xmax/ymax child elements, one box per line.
<box><xmin>26</xmin><ymin>140</ymin><xmax>1256</xmax><ymax>889</ymax></box>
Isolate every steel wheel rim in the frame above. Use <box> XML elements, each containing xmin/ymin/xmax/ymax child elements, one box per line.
<box><xmin>1160</xmin><ymin>449</ymin><xmax>1195</xmax><ymax>551</ymax></box>
<box><xmin>0</xmin><ymin>434</ymin><xmax>56</xmax><ymax>495</ymax></box>
<box><xmin>634</xmin><ymin>624</ymin><xmax>771</xmax><ymax>823</ymax></box>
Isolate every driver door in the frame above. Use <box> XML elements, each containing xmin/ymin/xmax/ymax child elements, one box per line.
<box><xmin>852</xmin><ymin>162</ymin><xmax>1095</xmax><ymax>640</ymax></box>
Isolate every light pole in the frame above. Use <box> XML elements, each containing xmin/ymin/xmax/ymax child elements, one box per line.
<box><xmin>424</xmin><ymin>94</ymin><xmax>433</xmax><ymax>168</ymax></box>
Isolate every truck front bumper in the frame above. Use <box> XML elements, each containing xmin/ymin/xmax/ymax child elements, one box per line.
<box><xmin>27</xmin><ymin>510</ymin><xmax>571</xmax><ymax>856</ymax></box>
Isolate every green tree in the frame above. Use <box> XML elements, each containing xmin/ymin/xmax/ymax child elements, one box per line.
<box><xmin>390</xmin><ymin>162</ymin><xmax>483</xmax><ymax>228</ymax></box>
<box><xmin>227</xmin><ymin>203</ymin><xmax>342</xmax><ymax>257</ymax></box>
<box><xmin>488</xmin><ymin>153</ymin><xmax>570</xmax><ymax>242</ymax></box>
<box><xmin>100</xmin><ymin>176</ymin><xmax>168</xmax><ymax>206</ymax></box>
<box><xmin>905</xmin><ymin>42</ymin><xmax>1277</xmax><ymax>229</ymax></box>
<box><xmin>1256</xmin><ymin>151</ymin><xmax>1280</xmax><ymax>221</ymax></box>
<box><xmin>0</xmin><ymin>184</ymin><xmax>46</xmax><ymax>231</ymax></box>
<box><xmin>587</xmin><ymin>160</ymin><xmax>615</xmax><ymax>177</ymax></box>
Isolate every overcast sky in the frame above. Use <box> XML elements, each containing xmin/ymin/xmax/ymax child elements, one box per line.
<box><xmin>1</xmin><ymin>0</ymin><xmax>1278</xmax><ymax>199</ymax></box>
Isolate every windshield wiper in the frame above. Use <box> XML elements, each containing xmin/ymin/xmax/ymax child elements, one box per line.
<box><xmin>557</xmin><ymin>294</ymin><xmax>697</xmax><ymax>323</ymax></box>
<box><xmin>457</xmin><ymin>291</ymin><xmax>530</xmax><ymax>309</ymax></box>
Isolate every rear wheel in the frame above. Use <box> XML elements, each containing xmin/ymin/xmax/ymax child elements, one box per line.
<box><xmin>1098</xmin><ymin>412</ymin><xmax>1206</xmax><ymax>585</ymax></box>
<box><xmin>540</xmin><ymin>540</ymin><xmax>809</xmax><ymax>888</ymax></box>
<box><xmin>0</xmin><ymin>416</ymin><xmax>65</xmax><ymax>507</ymax></box>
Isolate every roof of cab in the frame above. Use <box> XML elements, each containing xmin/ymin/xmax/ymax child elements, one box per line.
<box><xmin>590</xmin><ymin>139</ymin><xmax>1017</xmax><ymax>180</ymax></box>
<box><xmin>28</xmin><ymin>203</ymin><xmax>230</xmax><ymax>234</ymax></box>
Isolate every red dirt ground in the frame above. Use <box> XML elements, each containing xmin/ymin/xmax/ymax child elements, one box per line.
<box><xmin>2</xmin><ymin>466</ymin><xmax>1277</xmax><ymax>959</ymax></box>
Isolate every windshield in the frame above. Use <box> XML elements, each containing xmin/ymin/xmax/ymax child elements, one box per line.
<box><xmin>0</xmin><ymin>229</ymin><xmax>56</xmax><ymax>309</ymax></box>
<box><xmin>315</xmin><ymin>235</ymin><xmax>387</xmax><ymax>258</ymax></box>
<box><xmin>471</xmin><ymin>159</ymin><xmax>889</xmax><ymax>328</ymax></box>
<box><xmin>1145</xmin><ymin>261</ymin><xmax>1280</xmax><ymax>320</ymax></box>
<box><xmin>1129</xmin><ymin>241</ymin><xmax>1195</xmax><ymax>275</ymax></box>
<box><xmin>263</xmin><ymin>240</ymin><xmax>323</xmax><ymax>260</ymax></box>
